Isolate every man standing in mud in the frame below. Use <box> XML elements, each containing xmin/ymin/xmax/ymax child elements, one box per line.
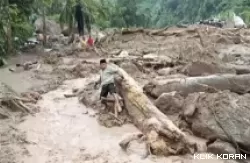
<box><xmin>94</xmin><ymin>59</ymin><xmax>122</xmax><ymax>117</ymax></box>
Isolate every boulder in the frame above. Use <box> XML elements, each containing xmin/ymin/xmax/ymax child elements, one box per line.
<box><xmin>117</xmin><ymin>50</ymin><xmax>129</xmax><ymax>58</ymax></box>
<box><xmin>0</xmin><ymin>58</ymin><xmax>7</xmax><ymax>67</ymax></box>
<box><xmin>182</xmin><ymin>62</ymin><xmax>235</xmax><ymax>77</ymax></box>
<box><xmin>157</xmin><ymin>68</ymin><xmax>172</xmax><ymax>76</ymax></box>
<box><xmin>120</xmin><ymin>62</ymin><xmax>141</xmax><ymax>76</ymax></box>
<box><xmin>61</xmin><ymin>27</ymin><xmax>78</xmax><ymax>36</ymax></box>
<box><xmin>35</xmin><ymin>18</ymin><xmax>61</xmax><ymax>35</ymax></box>
<box><xmin>155</xmin><ymin>92</ymin><xmax>184</xmax><ymax>115</ymax></box>
<box><xmin>183</xmin><ymin>91</ymin><xmax>250</xmax><ymax>151</ymax></box>
<box><xmin>207</xmin><ymin>139</ymin><xmax>236</xmax><ymax>155</ymax></box>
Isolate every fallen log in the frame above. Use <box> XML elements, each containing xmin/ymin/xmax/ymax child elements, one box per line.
<box><xmin>144</xmin><ymin>74</ymin><xmax>250</xmax><ymax>97</ymax></box>
<box><xmin>113</xmin><ymin>64</ymin><xmax>198</xmax><ymax>156</ymax></box>
<box><xmin>121</xmin><ymin>27</ymin><xmax>196</xmax><ymax>37</ymax></box>
<box><xmin>121</xmin><ymin>28</ymin><xmax>144</xmax><ymax>35</ymax></box>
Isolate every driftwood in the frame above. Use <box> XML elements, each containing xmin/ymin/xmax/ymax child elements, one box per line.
<box><xmin>114</xmin><ymin>64</ymin><xmax>197</xmax><ymax>156</ymax></box>
<box><xmin>0</xmin><ymin>82</ymin><xmax>33</xmax><ymax>115</ymax></box>
<box><xmin>16</xmin><ymin>61</ymin><xmax>38</xmax><ymax>70</ymax></box>
<box><xmin>144</xmin><ymin>74</ymin><xmax>250</xmax><ymax>98</ymax></box>
<box><xmin>121</xmin><ymin>27</ymin><xmax>196</xmax><ymax>37</ymax></box>
<box><xmin>121</xmin><ymin>28</ymin><xmax>144</xmax><ymax>35</ymax></box>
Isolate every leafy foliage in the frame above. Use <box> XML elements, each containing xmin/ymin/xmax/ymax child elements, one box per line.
<box><xmin>0</xmin><ymin>0</ymin><xmax>35</xmax><ymax>56</ymax></box>
<box><xmin>1</xmin><ymin>0</ymin><xmax>250</xmax><ymax>57</ymax></box>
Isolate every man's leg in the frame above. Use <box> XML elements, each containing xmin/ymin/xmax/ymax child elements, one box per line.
<box><xmin>108</xmin><ymin>83</ymin><xmax>122</xmax><ymax>117</ymax></box>
<box><xmin>77</xmin><ymin>20</ymin><xmax>81</xmax><ymax>36</ymax></box>
<box><xmin>100</xmin><ymin>85</ymin><xmax>108</xmax><ymax>110</ymax></box>
<box><xmin>79</xmin><ymin>18</ymin><xmax>84</xmax><ymax>36</ymax></box>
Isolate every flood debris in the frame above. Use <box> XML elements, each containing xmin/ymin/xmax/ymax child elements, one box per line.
<box><xmin>3</xmin><ymin>25</ymin><xmax>250</xmax><ymax>162</ymax></box>
<box><xmin>0</xmin><ymin>82</ymin><xmax>38</xmax><ymax>115</ymax></box>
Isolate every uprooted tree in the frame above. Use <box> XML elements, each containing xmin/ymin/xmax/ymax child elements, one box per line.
<box><xmin>112</xmin><ymin>64</ymin><xmax>199</xmax><ymax>156</ymax></box>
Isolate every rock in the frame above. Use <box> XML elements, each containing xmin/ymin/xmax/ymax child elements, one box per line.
<box><xmin>48</xmin><ymin>35</ymin><xmax>60</xmax><ymax>42</ymax></box>
<box><xmin>182</xmin><ymin>62</ymin><xmax>235</xmax><ymax>76</ymax></box>
<box><xmin>183</xmin><ymin>91</ymin><xmax>250</xmax><ymax>150</ymax></box>
<box><xmin>207</xmin><ymin>139</ymin><xmax>236</xmax><ymax>155</ymax></box>
<box><xmin>36</xmin><ymin>33</ymin><xmax>44</xmax><ymax>42</ymax></box>
<box><xmin>224</xmin><ymin>160</ymin><xmax>240</xmax><ymax>163</ymax></box>
<box><xmin>0</xmin><ymin>58</ymin><xmax>7</xmax><ymax>67</ymax></box>
<box><xmin>183</xmin><ymin>93</ymin><xmax>200</xmax><ymax>117</ymax></box>
<box><xmin>59</xmin><ymin>36</ymin><xmax>70</xmax><ymax>45</ymax></box>
<box><xmin>61</xmin><ymin>27</ymin><xmax>77</xmax><ymax>36</ymax></box>
<box><xmin>79</xmin><ymin>88</ymin><xmax>100</xmax><ymax>108</ymax></box>
<box><xmin>35</xmin><ymin>18</ymin><xmax>61</xmax><ymax>35</ymax></box>
<box><xmin>155</xmin><ymin>92</ymin><xmax>184</xmax><ymax>115</ymax></box>
<box><xmin>231</xmin><ymin>36</ymin><xmax>241</xmax><ymax>44</ymax></box>
<box><xmin>233</xmin><ymin>13</ymin><xmax>246</xmax><ymax>28</ymax></box>
<box><xmin>117</xmin><ymin>50</ymin><xmax>129</xmax><ymax>58</ymax></box>
<box><xmin>183</xmin><ymin>62</ymin><xmax>218</xmax><ymax>76</ymax></box>
<box><xmin>157</xmin><ymin>68</ymin><xmax>172</xmax><ymax>76</ymax></box>
<box><xmin>143</xmin><ymin>53</ymin><xmax>172</xmax><ymax>63</ymax></box>
<box><xmin>126</xmin><ymin>140</ymin><xmax>148</xmax><ymax>158</ymax></box>
<box><xmin>120</xmin><ymin>62</ymin><xmax>140</xmax><ymax>76</ymax></box>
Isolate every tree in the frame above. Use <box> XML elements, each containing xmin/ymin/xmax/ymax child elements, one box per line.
<box><xmin>0</xmin><ymin>0</ymin><xmax>34</xmax><ymax>57</ymax></box>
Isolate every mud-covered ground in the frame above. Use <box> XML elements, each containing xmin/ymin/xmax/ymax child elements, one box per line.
<box><xmin>1</xmin><ymin>25</ymin><xmax>250</xmax><ymax>163</ymax></box>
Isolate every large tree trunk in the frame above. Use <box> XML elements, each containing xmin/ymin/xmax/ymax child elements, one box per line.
<box><xmin>144</xmin><ymin>74</ymin><xmax>250</xmax><ymax>98</ymax></box>
<box><xmin>114</xmin><ymin>64</ymin><xmax>197</xmax><ymax>156</ymax></box>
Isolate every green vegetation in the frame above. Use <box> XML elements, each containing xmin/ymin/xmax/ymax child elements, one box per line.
<box><xmin>1</xmin><ymin>0</ymin><xmax>250</xmax><ymax>57</ymax></box>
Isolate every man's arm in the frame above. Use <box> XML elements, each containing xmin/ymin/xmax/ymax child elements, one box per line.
<box><xmin>109</xmin><ymin>64</ymin><xmax>119</xmax><ymax>74</ymax></box>
<box><xmin>109</xmin><ymin>64</ymin><xmax>123</xmax><ymax>78</ymax></box>
<box><xmin>95</xmin><ymin>76</ymin><xmax>101</xmax><ymax>85</ymax></box>
<box><xmin>94</xmin><ymin>75</ymin><xmax>101</xmax><ymax>89</ymax></box>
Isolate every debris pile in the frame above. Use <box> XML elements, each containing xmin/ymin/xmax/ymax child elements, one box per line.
<box><xmin>2</xmin><ymin>25</ymin><xmax>250</xmax><ymax>162</ymax></box>
<box><xmin>94</xmin><ymin>26</ymin><xmax>250</xmax><ymax>158</ymax></box>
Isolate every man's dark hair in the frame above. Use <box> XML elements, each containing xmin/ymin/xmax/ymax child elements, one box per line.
<box><xmin>100</xmin><ymin>59</ymin><xmax>107</xmax><ymax>64</ymax></box>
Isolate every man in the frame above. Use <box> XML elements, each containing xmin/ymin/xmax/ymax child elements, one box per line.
<box><xmin>75</xmin><ymin>1</ymin><xmax>84</xmax><ymax>36</ymax></box>
<box><xmin>75</xmin><ymin>1</ymin><xmax>91</xmax><ymax>36</ymax></box>
<box><xmin>94</xmin><ymin>59</ymin><xmax>122</xmax><ymax>116</ymax></box>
